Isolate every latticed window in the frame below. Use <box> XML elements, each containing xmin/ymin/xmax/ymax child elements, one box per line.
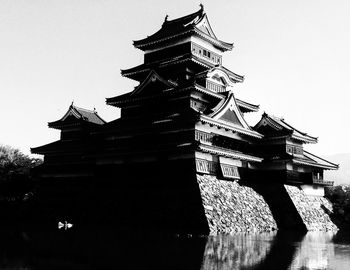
<box><xmin>191</xmin><ymin>43</ymin><xmax>221</xmax><ymax>65</ymax></box>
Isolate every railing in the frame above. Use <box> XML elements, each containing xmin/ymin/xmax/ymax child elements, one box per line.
<box><xmin>287</xmin><ymin>171</ymin><xmax>334</xmax><ymax>186</ymax></box>
<box><xmin>206</xmin><ymin>81</ymin><xmax>226</xmax><ymax>93</ymax></box>
<box><xmin>313</xmin><ymin>179</ymin><xmax>334</xmax><ymax>186</ymax></box>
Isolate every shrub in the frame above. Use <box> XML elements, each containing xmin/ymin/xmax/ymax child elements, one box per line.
<box><xmin>0</xmin><ymin>144</ymin><xmax>42</xmax><ymax>201</ymax></box>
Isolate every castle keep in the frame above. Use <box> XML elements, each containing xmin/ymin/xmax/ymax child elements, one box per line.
<box><xmin>32</xmin><ymin>7</ymin><xmax>338</xmax><ymax>233</ymax></box>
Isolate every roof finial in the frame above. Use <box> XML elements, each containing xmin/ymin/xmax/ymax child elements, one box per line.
<box><xmin>71</xmin><ymin>100</ymin><xmax>74</xmax><ymax>107</ymax></box>
<box><xmin>199</xmin><ymin>3</ymin><xmax>204</xmax><ymax>11</ymax></box>
<box><xmin>162</xmin><ymin>14</ymin><xmax>169</xmax><ymax>26</ymax></box>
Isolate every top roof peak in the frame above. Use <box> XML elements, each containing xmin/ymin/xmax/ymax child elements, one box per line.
<box><xmin>133</xmin><ymin>7</ymin><xmax>233</xmax><ymax>51</ymax></box>
<box><xmin>162</xmin><ymin>5</ymin><xmax>204</xmax><ymax>26</ymax></box>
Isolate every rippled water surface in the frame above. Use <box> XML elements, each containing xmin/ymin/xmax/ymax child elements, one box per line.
<box><xmin>1</xmin><ymin>228</ymin><xmax>350</xmax><ymax>269</ymax></box>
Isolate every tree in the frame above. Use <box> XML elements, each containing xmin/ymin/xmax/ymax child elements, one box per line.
<box><xmin>0</xmin><ymin>144</ymin><xmax>42</xmax><ymax>200</ymax></box>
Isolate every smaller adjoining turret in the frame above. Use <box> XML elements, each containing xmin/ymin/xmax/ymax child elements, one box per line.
<box><xmin>253</xmin><ymin>113</ymin><xmax>338</xmax><ymax>196</ymax></box>
<box><xmin>31</xmin><ymin>103</ymin><xmax>105</xmax><ymax>155</ymax></box>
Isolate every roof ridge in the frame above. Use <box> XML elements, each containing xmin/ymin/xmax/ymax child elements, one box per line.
<box><xmin>72</xmin><ymin>105</ymin><xmax>96</xmax><ymax>114</ymax></box>
<box><xmin>264</xmin><ymin>113</ymin><xmax>318</xmax><ymax>141</ymax></box>
<box><xmin>163</xmin><ymin>7</ymin><xmax>203</xmax><ymax>25</ymax></box>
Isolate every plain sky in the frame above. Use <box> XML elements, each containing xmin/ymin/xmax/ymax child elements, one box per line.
<box><xmin>1</xmin><ymin>0</ymin><xmax>349</xmax><ymax>157</ymax></box>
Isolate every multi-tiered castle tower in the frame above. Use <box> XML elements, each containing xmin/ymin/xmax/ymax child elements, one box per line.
<box><xmin>32</xmin><ymin>7</ymin><xmax>338</xmax><ymax>233</ymax></box>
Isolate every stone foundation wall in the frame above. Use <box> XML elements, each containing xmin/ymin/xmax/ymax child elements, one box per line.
<box><xmin>196</xmin><ymin>174</ymin><xmax>277</xmax><ymax>234</ymax></box>
<box><xmin>196</xmin><ymin>174</ymin><xmax>338</xmax><ymax>233</ymax></box>
<box><xmin>284</xmin><ymin>185</ymin><xmax>338</xmax><ymax>231</ymax></box>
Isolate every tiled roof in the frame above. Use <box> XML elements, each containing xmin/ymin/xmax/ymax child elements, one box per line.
<box><xmin>133</xmin><ymin>7</ymin><xmax>233</xmax><ymax>51</ymax></box>
<box><xmin>254</xmin><ymin>113</ymin><xmax>318</xmax><ymax>143</ymax></box>
<box><xmin>293</xmin><ymin>151</ymin><xmax>339</xmax><ymax>170</ymax></box>
<box><xmin>134</xmin><ymin>9</ymin><xmax>203</xmax><ymax>47</ymax></box>
<box><xmin>236</xmin><ymin>98</ymin><xmax>259</xmax><ymax>113</ymax></box>
<box><xmin>73</xmin><ymin>106</ymin><xmax>106</xmax><ymax>125</ymax></box>
<box><xmin>121</xmin><ymin>53</ymin><xmax>213</xmax><ymax>80</ymax></box>
<box><xmin>48</xmin><ymin>104</ymin><xmax>106</xmax><ymax>129</ymax></box>
<box><xmin>31</xmin><ymin>139</ymin><xmax>88</xmax><ymax>154</ymax></box>
<box><xmin>106</xmin><ymin>83</ymin><xmax>222</xmax><ymax>107</ymax></box>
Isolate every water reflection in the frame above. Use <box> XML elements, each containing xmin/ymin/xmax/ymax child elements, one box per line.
<box><xmin>201</xmin><ymin>231</ymin><xmax>350</xmax><ymax>270</ymax></box>
<box><xmin>289</xmin><ymin>232</ymin><xmax>335</xmax><ymax>270</ymax></box>
<box><xmin>0</xmin><ymin>227</ymin><xmax>349</xmax><ymax>269</ymax></box>
<box><xmin>201</xmin><ymin>233</ymin><xmax>277</xmax><ymax>269</ymax></box>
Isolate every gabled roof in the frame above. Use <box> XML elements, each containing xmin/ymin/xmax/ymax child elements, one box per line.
<box><xmin>293</xmin><ymin>151</ymin><xmax>339</xmax><ymax>170</ymax></box>
<box><xmin>48</xmin><ymin>104</ymin><xmax>106</xmax><ymax>129</ymax></box>
<box><xmin>254</xmin><ymin>113</ymin><xmax>318</xmax><ymax>143</ymax></box>
<box><xmin>106</xmin><ymin>83</ymin><xmax>224</xmax><ymax>108</ymax></box>
<box><xmin>133</xmin><ymin>6</ymin><xmax>233</xmax><ymax>51</ymax></box>
<box><xmin>130</xmin><ymin>70</ymin><xmax>176</xmax><ymax>97</ymax></box>
<box><xmin>106</xmin><ymin>71</ymin><xmax>177</xmax><ymax>106</ymax></box>
<box><xmin>200</xmin><ymin>93</ymin><xmax>263</xmax><ymax>139</ymax></box>
<box><xmin>209</xmin><ymin>93</ymin><xmax>251</xmax><ymax>129</ymax></box>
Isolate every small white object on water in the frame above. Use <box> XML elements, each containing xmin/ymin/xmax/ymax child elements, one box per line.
<box><xmin>58</xmin><ymin>221</ymin><xmax>73</xmax><ymax>230</ymax></box>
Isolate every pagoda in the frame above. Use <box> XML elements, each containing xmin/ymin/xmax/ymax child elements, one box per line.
<box><xmin>31</xmin><ymin>6</ymin><xmax>338</xmax><ymax>232</ymax></box>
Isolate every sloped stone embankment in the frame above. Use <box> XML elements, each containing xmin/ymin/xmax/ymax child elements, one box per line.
<box><xmin>197</xmin><ymin>174</ymin><xmax>277</xmax><ymax>234</ymax></box>
<box><xmin>284</xmin><ymin>185</ymin><xmax>338</xmax><ymax>231</ymax></box>
<box><xmin>197</xmin><ymin>174</ymin><xmax>338</xmax><ymax>233</ymax></box>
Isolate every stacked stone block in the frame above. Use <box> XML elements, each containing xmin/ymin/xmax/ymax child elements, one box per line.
<box><xmin>197</xmin><ymin>174</ymin><xmax>277</xmax><ymax>234</ymax></box>
<box><xmin>284</xmin><ymin>185</ymin><xmax>338</xmax><ymax>231</ymax></box>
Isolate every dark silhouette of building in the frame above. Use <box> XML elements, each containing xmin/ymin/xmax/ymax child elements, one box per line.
<box><xmin>31</xmin><ymin>6</ymin><xmax>338</xmax><ymax>232</ymax></box>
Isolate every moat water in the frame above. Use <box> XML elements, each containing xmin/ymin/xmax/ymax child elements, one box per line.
<box><xmin>1</xmin><ymin>227</ymin><xmax>350</xmax><ymax>269</ymax></box>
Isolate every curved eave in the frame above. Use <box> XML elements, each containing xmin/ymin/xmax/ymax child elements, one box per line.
<box><xmin>134</xmin><ymin>28</ymin><xmax>233</xmax><ymax>52</ymax></box>
<box><xmin>121</xmin><ymin>55</ymin><xmax>213</xmax><ymax>81</ymax></box>
<box><xmin>256</xmin><ymin>115</ymin><xmax>318</xmax><ymax>143</ymax></box>
<box><xmin>293</xmin><ymin>159</ymin><xmax>338</xmax><ymax>170</ymax></box>
<box><xmin>133</xmin><ymin>29</ymin><xmax>193</xmax><ymax>50</ymax></box>
<box><xmin>291</xmin><ymin>133</ymin><xmax>318</xmax><ymax>144</ymax></box>
<box><xmin>200</xmin><ymin>115</ymin><xmax>263</xmax><ymax>139</ymax></box>
<box><xmin>217</xmin><ymin>66</ymin><xmax>244</xmax><ymax>83</ymax></box>
<box><xmin>270</xmin><ymin>115</ymin><xmax>318</xmax><ymax>143</ymax></box>
<box><xmin>300</xmin><ymin>151</ymin><xmax>339</xmax><ymax>170</ymax></box>
<box><xmin>193</xmin><ymin>28</ymin><xmax>233</xmax><ymax>51</ymax></box>
<box><xmin>107</xmin><ymin>84</ymin><xmax>224</xmax><ymax>108</ymax></box>
<box><xmin>194</xmin><ymin>84</ymin><xmax>225</xmax><ymax>99</ymax></box>
<box><xmin>106</xmin><ymin>86</ymin><xmax>193</xmax><ymax>107</ymax></box>
<box><xmin>48</xmin><ymin>121</ymin><xmax>82</xmax><ymax>130</ymax></box>
<box><xmin>236</xmin><ymin>99</ymin><xmax>259</xmax><ymax>113</ymax></box>
<box><xmin>133</xmin><ymin>8</ymin><xmax>204</xmax><ymax>48</ymax></box>
<box><xmin>198</xmin><ymin>144</ymin><xmax>262</xmax><ymax>162</ymax></box>
<box><xmin>31</xmin><ymin>141</ymin><xmax>62</xmax><ymax>155</ymax></box>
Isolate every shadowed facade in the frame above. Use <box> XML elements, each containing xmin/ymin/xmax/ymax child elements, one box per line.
<box><xmin>31</xmin><ymin>6</ymin><xmax>338</xmax><ymax>233</ymax></box>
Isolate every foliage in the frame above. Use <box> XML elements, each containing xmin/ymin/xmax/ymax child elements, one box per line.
<box><xmin>0</xmin><ymin>145</ymin><xmax>42</xmax><ymax>178</ymax></box>
<box><xmin>0</xmin><ymin>144</ymin><xmax>42</xmax><ymax>201</ymax></box>
<box><xmin>325</xmin><ymin>185</ymin><xmax>350</xmax><ymax>226</ymax></box>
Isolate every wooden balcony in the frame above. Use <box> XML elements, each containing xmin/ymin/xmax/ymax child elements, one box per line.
<box><xmin>312</xmin><ymin>179</ymin><xmax>334</xmax><ymax>186</ymax></box>
<box><xmin>286</xmin><ymin>171</ymin><xmax>334</xmax><ymax>186</ymax></box>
